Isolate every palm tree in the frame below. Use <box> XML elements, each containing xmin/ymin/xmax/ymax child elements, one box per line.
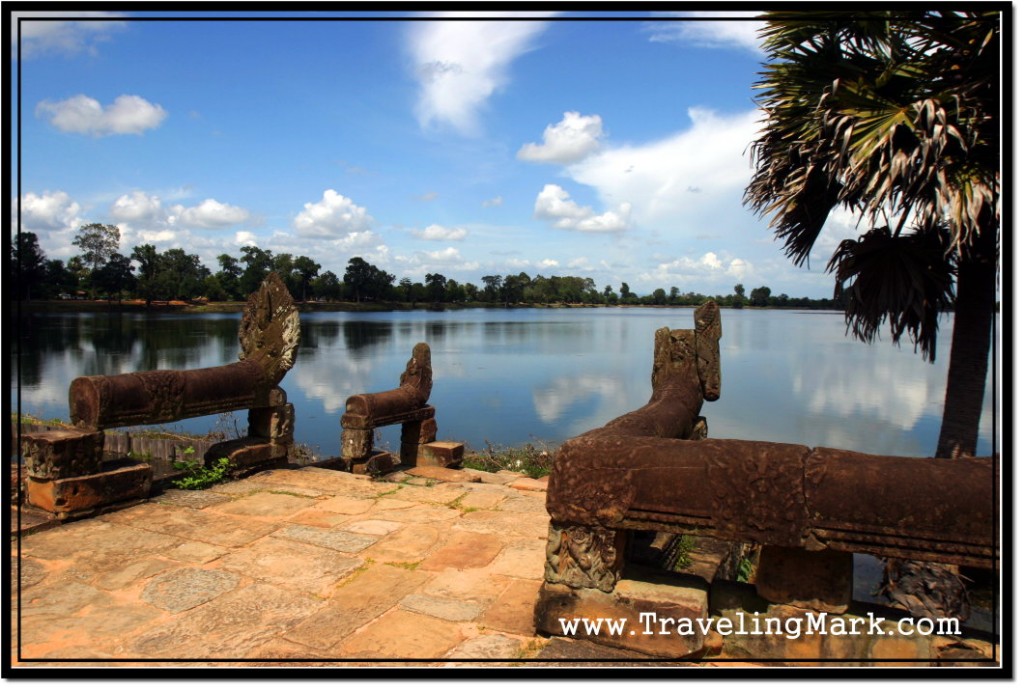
<box><xmin>744</xmin><ymin>10</ymin><xmax>1000</xmax><ymax>460</ymax></box>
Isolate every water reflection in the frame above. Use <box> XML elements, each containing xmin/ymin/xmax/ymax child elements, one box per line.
<box><xmin>13</xmin><ymin>308</ymin><xmax>995</xmax><ymax>460</ymax></box>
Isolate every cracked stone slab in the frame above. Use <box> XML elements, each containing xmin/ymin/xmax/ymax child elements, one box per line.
<box><xmin>100</xmin><ymin>502</ymin><xmax>278</xmax><ymax>548</ymax></box>
<box><xmin>215</xmin><ymin>536</ymin><xmax>363</xmax><ymax>596</ymax></box>
<box><xmin>141</xmin><ymin>567</ymin><xmax>240</xmax><ymax>612</ymax></box>
<box><xmin>399</xmin><ymin>593</ymin><xmax>484</xmax><ymax>622</ymax></box>
<box><xmin>273</xmin><ymin>524</ymin><xmax>379</xmax><ymax>553</ymax></box>
<box><xmin>128</xmin><ymin>582</ymin><xmax>324</xmax><ymax>659</ymax></box>
<box><xmin>344</xmin><ymin>519</ymin><xmax>404</xmax><ymax>536</ymax></box>
<box><xmin>154</xmin><ymin>489</ymin><xmax>233</xmax><ymax>509</ymax></box>
<box><xmin>445</xmin><ymin>634</ymin><xmax>530</xmax><ymax>660</ymax></box>
<box><xmin>207</xmin><ymin>491</ymin><xmax>318</xmax><ymax>518</ymax></box>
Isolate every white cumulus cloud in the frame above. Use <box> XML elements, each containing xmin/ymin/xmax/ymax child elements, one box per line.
<box><xmin>173</xmin><ymin>199</ymin><xmax>250</xmax><ymax>228</ymax></box>
<box><xmin>518</xmin><ymin>112</ymin><xmax>604</xmax><ymax>164</ymax></box>
<box><xmin>640</xmin><ymin>250</ymin><xmax>755</xmax><ymax>285</ymax></box>
<box><xmin>533</xmin><ymin>184</ymin><xmax>630</xmax><ymax>233</ymax></box>
<box><xmin>408</xmin><ymin>13</ymin><xmax>555</xmax><ymax>135</ymax></box>
<box><xmin>293</xmin><ymin>189</ymin><xmax>374</xmax><ymax>238</ymax></box>
<box><xmin>416</xmin><ymin>224</ymin><xmax>468</xmax><ymax>241</ymax></box>
<box><xmin>110</xmin><ymin>191</ymin><xmax>163</xmax><ymax>224</ymax></box>
<box><xmin>16</xmin><ymin>190</ymin><xmax>82</xmax><ymax>231</ymax></box>
<box><xmin>36</xmin><ymin>94</ymin><xmax>167</xmax><ymax>136</ymax></box>
<box><xmin>565</xmin><ymin>107</ymin><xmax>760</xmax><ymax>229</ymax></box>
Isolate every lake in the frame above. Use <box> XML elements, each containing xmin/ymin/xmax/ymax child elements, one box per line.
<box><xmin>13</xmin><ymin>306</ymin><xmax>996</xmax><ymax>461</ymax></box>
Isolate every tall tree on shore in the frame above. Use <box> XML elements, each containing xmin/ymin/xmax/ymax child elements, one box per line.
<box><xmin>12</xmin><ymin>231</ymin><xmax>48</xmax><ymax>300</ymax></box>
<box><xmin>73</xmin><ymin>223</ymin><xmax>121</xmax><ymax>273</ymax></box>
<box><xmin>744</xmin><ymin>10</ymin><xmax>1000</xmax><ymax>459</ymax></box>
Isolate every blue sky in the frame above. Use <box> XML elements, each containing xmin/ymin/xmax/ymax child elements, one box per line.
<box><xmin>12</xmin><ymin>8</ymin><xmax>866</xmax><ymax>299</ymax></box>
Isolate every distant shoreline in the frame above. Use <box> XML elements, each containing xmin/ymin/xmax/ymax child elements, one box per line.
<box><xmin>13</xmin><ymin>299</ymin><xmax>845</xmax><ymax>314</ymax></box>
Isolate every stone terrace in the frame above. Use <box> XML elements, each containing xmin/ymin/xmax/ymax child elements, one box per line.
<box><xmin>11</xmin><ymin>465</ymin><xmax>571</xmax><ymax>666</ymax></box>
<box><xmin>10</xmin><ymin>464</ymin><xmax>997</xmax><ymax>669</ymax></box>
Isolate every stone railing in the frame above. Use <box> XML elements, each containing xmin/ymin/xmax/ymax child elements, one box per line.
<box><xmin>340</xmin><ymin>342</ymin><xmax>463</xmax><ymax>474</ymax></box>
<box><xmin>534</xmin><ymin>301</ymin><xmax>998</xmax><ymax>660</ymax></box>
<box><xmin>18</xmin><ymin>273</ymin><xmax>301</xmax><ymax>520</ymax></box>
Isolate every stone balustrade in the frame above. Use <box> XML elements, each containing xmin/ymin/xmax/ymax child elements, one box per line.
<box><xmin>340</xmin><ymin>342</ymin><xmax>463</xmax><ymax>474</ymax></box>
<box><xmin>17</xmin><ymin>273</ymin><xmax>301</xmax><ymax>520</ymax></box>
<box><xmin>534</xmin><ymin>301</ymin><xmax>998</xmax><ymax>660</ymax></box>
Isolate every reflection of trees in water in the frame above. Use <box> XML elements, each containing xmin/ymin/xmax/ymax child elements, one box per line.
<box><xmin>15</xmin><ymin>314</ymin><xmax>84</xmax><ymax>387</ymax></box>
<box><xmin>299</xmin><ymin>321</ymin><xmax>341</xmax><ymax>351</ymax></box>
<box><xmin>15</xmin><ymin>313</ymin><xmax>241</xmax><ymax>387</ymax></box>
<box><xmin>342</xmin><ymin>321</ymin><xmax>394</xmax><ymax>351</ymax></box>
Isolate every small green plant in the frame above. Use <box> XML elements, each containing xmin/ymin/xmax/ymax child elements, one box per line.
<box><xmin>736</xmin><ymin>557</ymin><xmax>755</xmax><ymax>583</ymax></box>
<box><xmin>171</xmin><ymin>446</ymin><xmax>232</xmax><ymax>490</ymax></box>
<box><xmin>462</xmin><ymin>440</ymin><xmax>555</xmax><ymax>478</ymax></box>
<box><xmin>673</xmin><ymin>535</ymin><xmax>696</xmax><ymax>571</ymax></box>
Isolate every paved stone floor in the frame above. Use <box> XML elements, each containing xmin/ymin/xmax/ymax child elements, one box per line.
<box><xmin>11</xmin><ymin>464</ymin><xmax>682</xmax><ymax>669</ymax></box>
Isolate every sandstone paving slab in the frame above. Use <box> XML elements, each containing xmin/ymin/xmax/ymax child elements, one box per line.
<box><xmin>283</xmin><ymin>563</ymin><xmax>431</xmax><ymax>650</ymax></box>
<box><xmin>19</xmin><ymin>602</ymin><xmax>167</xmax><ymax>658</ymax></box>
<box><xmin>20</xmin><ymin>519</ymin><xmax>180</xmax><ymax>561</ymax></box>
<box><xmin>208</xmin><ymin>479</ymin><xmax>284</xmax><ymax>496</ymax></box>
<box><xmin>334</xmin><ymin>609</ymin><xmax>466</xmax><ymax>659</ymax></box>
<box><xmin>285</xmin><ymin>508</ymin><xmax>353</xmax><ymax>528</ymax></box>
<box><xmin>399</xmin><ymin>593</ymin><xmax>484</xmax><ymax>622</ymax></box>
<box><xmin>311</xmin><ymin>495</ymin><xmax>377</xmax><ymax>515</ymax></box>
<box><xmin>369</xmin><ymin>497</ymin><xmax>417</xmax><ymax>511</ymax></box>
<box><xmin>454</xmin><ymin>509</ymin><xmax>550</xmax><ymax>540</ymax></box>
<box><xmin>403</xmin><ymin>467</ymin><xmax>480</xmax><ymax>484</ymax></box>
<box><xmin>251</xmin><ymin>468</ymin><xmax>383</xmax><ymax>498</ymax></box>
<box><xmin>153</xmin><ymin>489</ymin><xmax>232</xmax><ymax>509</ymax></box>
<box><xmin>444</xmin><ymin>634</ymin><xmax>532</xmax><ymax>661</ymax></box>
<box><xmin>205</xmin><ymin>491</ymin><xmax>317</xmax><ymax>518</ymax></box>
<box><xmin>344</xmin><ymin>519</ymin><xmax>404</xmax><ymax>536</ymax></box>
<box><xmin>273</xmin><ymin>524</ymin><xmax>378</xmax><ymax>554</ymax></box>
<box><xmin>359</xmin><ymin>523</ymin><xmax>441</xmax><ymax>564</ymax></box>
<box><xmin>396</xmin><ymin>475</ymin><xmax>433</xmax><ymax>487</ymax></box>
<box><xmin>243</xmin><ymin>638</ymin><xmax>332</xmax><ymax>660</ymax></box>
<box><xmin>18</xmin><ymin>580</ymin><xmax>110</xmax><ymax>618</ymax></box>
<box><xmin>418</xmin><ymin>569</ymin><xmax>512</xmax><ymax>608</ymax></box>
<box><xmin>214</xmin><ymin>536</ymin><xmax>363</xmax><ymax>597</ymax></box>
<box><xmin>141</xmin><ymin>567</ymin><xmax>241</xmax><ymax>612</ymax></box>
<box><xmin>373</xmin><ymin>503</ymin><xmax>462</xmax><ymax>525</ymax></box>
<box><xmin>419</xmin><ymin>531</ymin><xmax>504</xmax><ymax>571</ymax></box>
<box><xmin>388</xmin><ymin>484</ymin><xmax>468</xmax><ymax>506</ymax></box>
<box><xmin>14</xmin><ymin>557</ymin><xmax>48</xmax><ymax>589</ymax></box>
<box><xmin>100</xmin><ymin>502</ymin><xmax>278</xmax><ymax>548</ymax></box>
<box><xmin>165</xmin><ymin>541</ymin><xmax>230</xmax><ymax>565</ymax></box>
<box><xmin>479</xmin><ymin>578</ymin><xmax>543</xmax><ymax>636</ymax></box>
<box><xmin>75</xmin><ymin>555</ymin><xmax>175</xmax><ymax>591</ymax></box>
<box><xmin>458</xmin><ymin>468</ymin><xmax>523</xmax><ymax>485</ymax></box>
<box><xmin>496</xmin><ymin>492</ymin><xmax>549</xmax><ymax>514</ymax></box>
<box><xmin>488</xmin><ymin>538</ymin><xmax>548</xmax><ymax>580</ymax></box>
<box><xmin>128</xmin><ymin>582</ymin><xmax>325</xmax><ymax>659</ymax></box>
<box><xmin>452</xmin><ymin>485</ymin><xmax>514</xmax><ymax>511</ymax></box>
<box><xmin>509</xmin><ymin>476</ymin><xmax>550</xmax><ymax>492</ymax></box>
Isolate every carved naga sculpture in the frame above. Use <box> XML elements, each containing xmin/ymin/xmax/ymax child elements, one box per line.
<box><xmin>22</xmin><ymin>273</ymin><xmax>301</xmax><ymax>519</ymax></box>
<box><xmin>537</xmin><ymin>300</ymin><xmax>995</xmax><ymax>657</ymax></box>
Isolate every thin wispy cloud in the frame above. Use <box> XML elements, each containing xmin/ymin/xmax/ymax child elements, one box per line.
<box><xmin>647</xmin><ymin>11</ymin><xmax>766</xmax><ymax>55</ymax></box>
<box><xmin>407</xmin><ymin>12</ymin><xmax>556</xmax><ymax>135</ymax></box>
<box><xmin>12</xmin><ymin>11</ymin><xmax>126</xmax><ymax>58</ymax></box>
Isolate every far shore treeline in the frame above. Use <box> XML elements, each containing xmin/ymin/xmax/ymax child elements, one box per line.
<box><xmin>13</xmin><ymin>225</ymin><xmax>841</xmax><ymax>310</ymax></box>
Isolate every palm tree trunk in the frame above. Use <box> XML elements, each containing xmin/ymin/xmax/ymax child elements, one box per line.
<box><xmin>935</xmin><ymin>226</ymin><xmax>997</xmax><ymax>459</ymax></box>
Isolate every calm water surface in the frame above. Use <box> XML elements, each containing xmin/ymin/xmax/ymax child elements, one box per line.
<box><xmin>14</xmin><ymin>307</ymin><xmax>996</xmax><ymax>459</ymax></box>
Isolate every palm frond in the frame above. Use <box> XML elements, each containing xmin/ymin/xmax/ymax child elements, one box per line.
<box><xmin>827</xmin><ymin>224</ymin><xmax>956</xmax><ymax>361</ymax></box>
